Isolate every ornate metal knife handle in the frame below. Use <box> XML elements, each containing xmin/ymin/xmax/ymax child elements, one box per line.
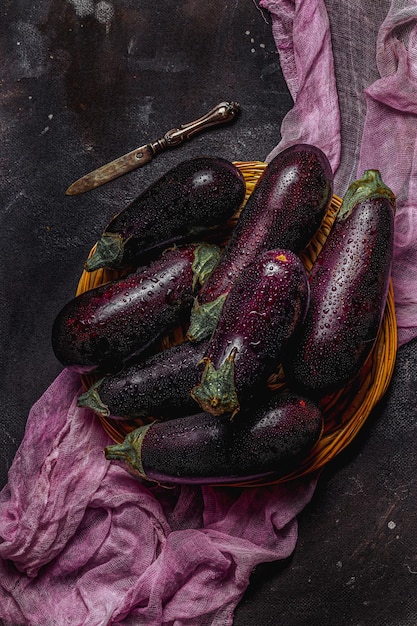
<box><xmin>149</xmin><ymin>101</ymin><xmax>240</xmax><ymax>154</ymax></box>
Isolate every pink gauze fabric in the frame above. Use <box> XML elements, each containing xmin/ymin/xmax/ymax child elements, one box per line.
<box><xmin>0</xmin><ymin>369</ymin><xmax>317</xmax><ymax>626</ymax></box>
<box><xmin>358</xmin><ymin>2</ymin><xmax>417</xmax><ymax>346</ymax></box>
<box><xmin>262</xmin><ymin>0</ymin><xmax>417</xmax><ymax>348</ymax></box>
<box><xmin>260</xmin><ymin>0</ymin><xmax>342</xmax><ymax>177</ymax></box>
<box><xmin>2</xmin><ymin>0</ymin><xmax>417</xmax><ymax>624</ymax></box>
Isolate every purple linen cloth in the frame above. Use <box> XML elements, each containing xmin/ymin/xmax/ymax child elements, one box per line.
<box><xmin>2</xmin><ymin>0</ymin><xmax>417</xmax><ymax>623</ymax></box>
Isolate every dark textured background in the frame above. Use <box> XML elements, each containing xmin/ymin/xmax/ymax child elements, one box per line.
<box><xmin>1</xmin><ymin>1</ymin><xmax>416</xmax><ymax>624</ymax></box>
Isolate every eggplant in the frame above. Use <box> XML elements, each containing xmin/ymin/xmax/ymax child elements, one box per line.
<box><xmin>187</xmin><ymin>143</ymin><xmax>333</xmax><ymax>342</ymax></box>
<box><xmin>190</xmin><ymin>249</ymin><xmax>310</xmax><ymax>417</ymax></box>
<box><xmin>77</xmin><ymin>339</ymin><xmax>208</xmax><ymax>420</ymax></box>
<box><xmin>52</xmin><ymin>243</ymin><xmax>220</xmax><ymax>373</ymax></box>
<box><xmin>84</xmin><ymin>157</ymin><xmax>246</xmax><ymax>272</ymax></box>
<box><xmin>283</xmin><ymin>170</ymin><xmax>395</xmax><ymax>397</ymax></box>
<box><xmin>104</xmin><ymin>391</ymin><xmax>323</xmax><ymax>484</ymax></box>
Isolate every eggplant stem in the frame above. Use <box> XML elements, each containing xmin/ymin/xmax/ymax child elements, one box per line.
<box><xmin>77</xmin><ymin>379</ymin><xmax>110</xmax><ymax>417</ymax></box>
<box><xmin>190</xmin><ymin>348</ymin><xmax>240</xmax><ymax>417</ymax></box>
<box><xmin>339</xmin><ymin>170</ymin><xmax>396</xmax><ymax>220</ymax></box>
<box><xmin>104</xmin><ymin>423</ymin><xmax>154</xmax><ymax>478</ymax></box>
<box><xmin>191</xmin><ymin>243</ymin><xmax>221</xmax><ymax>290</ymax></box>
<box><xmin>187</xmin><ymin>293</ymin><xmax>228</xmax><ymax>342</ymax></box>
<box><xmin>84</xmin><ymin>232</ymin><xmax>124</xmax><ymax>272</ymax></box>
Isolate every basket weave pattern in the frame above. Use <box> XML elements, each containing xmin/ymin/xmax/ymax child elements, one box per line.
<box><xmin>77</xmin><ymin>161</ymin><xmax>397</xmax><ymax>485</ymax></box>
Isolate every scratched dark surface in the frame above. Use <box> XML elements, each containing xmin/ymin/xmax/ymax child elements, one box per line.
<box><xmin>0</xmin><ymin>1</ymin><xmax>416</xmax><ymax>624</ymax></box>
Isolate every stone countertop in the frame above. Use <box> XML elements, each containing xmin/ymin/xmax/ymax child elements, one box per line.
<box><xmin>1</xmin><ymin>1</ymin><xmax>416</xmax><ymax>624</ymax></box>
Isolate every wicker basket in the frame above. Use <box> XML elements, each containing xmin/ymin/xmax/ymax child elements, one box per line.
<box><xmin>77</xmin><ymin>161</ymin><xmax>397</xmax><ymax>486</ymax></box>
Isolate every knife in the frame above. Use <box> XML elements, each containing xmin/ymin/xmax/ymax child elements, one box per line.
<box><xmin>65</xmin><ymin>101</ymin><xmax>241</xmax><ymax>196</ymax></box>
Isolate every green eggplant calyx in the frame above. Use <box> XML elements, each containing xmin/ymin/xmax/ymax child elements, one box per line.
<box><xmin>191</xmin><ymin>243</ymin><xmax>221</xmax><ymax>290</ymax></box>
<box><xmin>186</xmin><ymin>293</ymin><xmax>228</xmax><ymax>342</ymax></box>
<box><xmin>104</xmin><ymin>422</ymin><xmax>154</xmax><ymax>478</ymax></box>
<box><xmin>190</xmin><ymin>348</ymin><xmax>240</xmax><ymax>417</ymax></box>
<box><xmin>339</xmin><ymin>170</ymin><xmax>396</xmax><ymax>220</ymax></box>
<box><xmin>84</xmin><ymin>232</ymin><xmax>124</xmax><ymax>272</ymax></box>
<box><xmin>77</xmin><ymin>379</ymin><xmax>110</xmax><ymax>417</ymax></box>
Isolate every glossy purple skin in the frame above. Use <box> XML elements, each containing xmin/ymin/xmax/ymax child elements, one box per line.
<box><xmin>125</xmin><ymin>392</ymin><xmax>323</xmax><ymax>483</ymax></box>
<box><xmin>284</xmin><ymin>196</ymin><xmax>394</xmax><ymax>396</ymax></box>
<box><xmin>198</xmin><ymin>144</ymin><xmax>333</xmax><ymax>306</ymax></box>
<box><xmin>206</xmin><ymin>249</ymin><xmax>309</xmax><ymax>399</ymax></box>
<box><xmin>52</xmin><ymin>246</ymin><xmax>200</xmax><ymax>373</ymax></box>
<box><xmin>99</xmin><ymin>157</ymin><xmax>245</xmax><ymax>267</ymax></box>
<box><xmin>89</xmin><ymin>340</ymin><xmax>208</xmax><ymax>419</ymax></box>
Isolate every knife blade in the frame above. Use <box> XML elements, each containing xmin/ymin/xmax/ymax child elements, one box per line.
<box><xmin>66</xmin><ymin>101</ymin><xmax>240</xmax><ymax>196</ymax></box>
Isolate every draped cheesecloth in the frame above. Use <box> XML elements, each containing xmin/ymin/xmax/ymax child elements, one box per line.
<box><xmin>265</xmin><ymin>0</ymin><xmax>417</xmax><ymax>348</ymax></box>
<box><xmin>1</xmin><ymin>1</ymin><xmax>417</xmax><ymax>624</ymax></box>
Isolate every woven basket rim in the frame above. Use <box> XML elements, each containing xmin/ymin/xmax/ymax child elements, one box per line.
<box><xmin>77</xmin><ymin>160</ymin><xmax>398</xmax><ymax>487</ymax></box>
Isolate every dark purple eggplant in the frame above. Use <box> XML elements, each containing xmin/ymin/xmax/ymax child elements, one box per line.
<box><xmin>84</xmin><ymin>157</ymin><xmax>245</xmax><ymax>272</ymax></box>
<box><xmin>52</xmin><ymin>243</ymin><xmax>220</xmax><ymax>373</ymax></box>
<box><xmin>190</xmin><ymin>249</ymin><xmax>309</xmax><ymax>417</ymax></box>
<box><xmin>77</xmin><ymin>339</ymin><xmax>208</xmax><ymax>420</ymax></box>
<box><xmin>283</xmin><ymin>170</ymin><xmax>395</xmax><ymax>397</ymax></box>
<box><xmin>187</xmin><ymin>143</ymin><xmax>333</xmax><ymax>342</ymax></box>
<box><xmin>104</xmin><ymin>391</ymin><xmax>323</xmax><ymax>484</ymax></box>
